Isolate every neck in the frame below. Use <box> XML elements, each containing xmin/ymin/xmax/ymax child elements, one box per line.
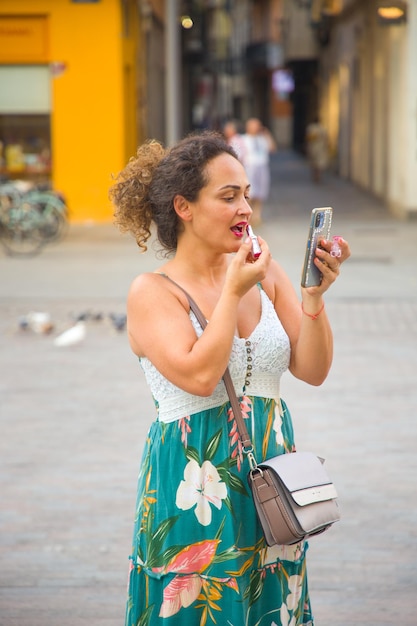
<box><xmin>161</xmin><ymin>243</ymin><xmax>229</xmax><ymax>289</ymax></box>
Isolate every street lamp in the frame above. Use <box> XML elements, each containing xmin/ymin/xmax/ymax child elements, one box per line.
<box><xmin>377</xmin><ymin>1</ymin><xmax>407</xmax><ymax>24</ymax></box>
<box><xmin>181</xmin><ymin>15</ymin><xmax>193</xmax><ymax>29</ymax></box>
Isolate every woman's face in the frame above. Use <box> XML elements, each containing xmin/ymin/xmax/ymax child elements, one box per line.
<box><xmin>188</xmin><ymin>152</ymin><xmax>252</xmax><ymax>253</ymax></box>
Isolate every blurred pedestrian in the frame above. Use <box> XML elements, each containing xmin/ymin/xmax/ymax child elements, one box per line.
<box><xmin>109</xmin><ymin>130</ymin><xmax>350</xmax><ymax>626</ymax></box>
<box><xmin>306</xmin><ymin>117</ymin><xmax>329</xmax><ymax>183</ymax></box>
<box><xmin>241</xmin><ymin>117</ymin><xmax>277</xmax><ymax>226</ymax></box>
<box><xmin>222</xmin><ymin>119</ymin><xmax>246</xmax><ymax>162</ymax></box>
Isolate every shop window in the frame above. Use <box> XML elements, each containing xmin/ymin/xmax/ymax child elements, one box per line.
<box><xmin>0</xmin><ymin>114</ymin><xmax>51</xmax><ymax>180</ymax></box>
<box><xmin>0</xmin><ymin>65</ymin><xmax>51</xmax><ymax>181</ymax></box>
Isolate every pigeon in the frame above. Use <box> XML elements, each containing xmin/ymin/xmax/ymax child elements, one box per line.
<box><xmin>53</xmin><ymin>321</ymin><xmax>86</xmax><ymax>347</ymax></box>
<box><xmin>26</xmin><ymin>311</ymin><xmax>54</xmax><ymax>334</ymax></box>
<box><xmin>109</xmin><ymin>313</ymin><xmax>127</xmax><ymax>332</ymax></box>
<box><xmin>72</xmin><ymin>311</ymin><xmax>90</xmax><ymax>322</ymax></box>
<box><xmin>18</xmin><ymin>316</ymin><xmax>29</xmax><ymax>331</ymax></box>
<box><xmin>71</xmin><ymin>311</ymin><xmax>104</xmax><ymax>322</ymax></box>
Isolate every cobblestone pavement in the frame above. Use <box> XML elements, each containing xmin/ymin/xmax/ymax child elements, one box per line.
<box><xmin>1</xmin><ymin>151</ymin><xmax>416</xmax><ymax>625</ymax></box>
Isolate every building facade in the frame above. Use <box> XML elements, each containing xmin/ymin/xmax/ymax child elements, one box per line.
<box><xmin>285</xmin><ymin>0</ymin><xmax>417</xmax><ymax>218</ymax></box>
<box><xmin>0</xmin><ymin>0</ymin><xmax>143</xmax><ymax>222</ymax></box>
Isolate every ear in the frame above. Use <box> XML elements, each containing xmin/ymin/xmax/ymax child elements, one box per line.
<box><xmin>173</xmin><ymin>194</ymin><xmax>193</xmax><ymax>222</ymax></box>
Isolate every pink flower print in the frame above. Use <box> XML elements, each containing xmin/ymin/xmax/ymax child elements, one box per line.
<box><xmin>159</xmin><ymin>574</ymin><xmax>202</xmax><ymax>618</ymax></box>
<box><xmin>178</xmin><ymin>415</ymin><xmax>191</xmax><ymax>447</ymax></box>
<box><xmin>240</xmin><ymin>395</ymin><xmax>252</xmax><ymax>419</ymax></box>
<box><xmin>227</xmin><ymin>395</ymin><xmax>251</xmax><ymax>471</ymax></box>
<box><xmin>164</xmin><ymin>540</ymin><xmax>220</xmax><ymax>575</ymax></box>
<box><xmin>158</xmin><ymin>540</ymin><xmax>221</xmax><ymax>618</ymax></box>
<box><xmin>224</xmin><ymin>577</ymin><xmax>239</xmax><ymax>592</ymax></box>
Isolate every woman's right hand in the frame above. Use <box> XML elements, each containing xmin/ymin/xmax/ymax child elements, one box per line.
<box><xmin>127</xmin><ymin>236</ymin><xmax>271</xmax><ymax>397</ymax></box>
<box><xmin>224</xmin><ymin>235</ymin><xmax>271</xmax><ymax>298</ymax></box>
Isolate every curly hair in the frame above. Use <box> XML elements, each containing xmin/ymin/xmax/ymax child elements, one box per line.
<box><xmin>109</xmin><ymin>131</ymin><xmax>237</xmax><ymax>253</ymax></box>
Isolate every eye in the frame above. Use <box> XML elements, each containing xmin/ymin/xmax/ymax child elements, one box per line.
<box><xmin>223</xmin><ymin>196</ymin><xmax>234</xmax><ymax>202</ymax></box>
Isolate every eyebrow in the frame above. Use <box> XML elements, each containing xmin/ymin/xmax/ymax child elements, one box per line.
<box><xmin>219</xmin><ymin>184</ymin><xmax>251</xmax><ymax>191</ymax></box>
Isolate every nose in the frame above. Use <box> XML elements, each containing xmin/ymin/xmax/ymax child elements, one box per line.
<box><xmin>237</xmin><ymin>195</ymin><xmax>252</xmax><ymax>218</ymax></box>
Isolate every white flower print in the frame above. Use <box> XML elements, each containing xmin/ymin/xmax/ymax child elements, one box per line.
<box><xmin>262</xmin><ymin>542</ymin><xmax>303</xmax><ymax>566</ymax></box>
<box><xmin>175</xmin><ymin>459</ymin><xmax>227</xmax><ymax>526</ymax></box>
<box><xmin>286</xmin><ymin>574</ymin><xmax>303</xmax><ymax>610</ymax></box>
<box><xmin>273</xmin><ymin>403</ymin><xmax>284</xmax><ymax>446</ymax></box>
<box><xmin>280</xmin><ymin>603</ymin><xmax>296</xmax><ymax>626</ymax></box>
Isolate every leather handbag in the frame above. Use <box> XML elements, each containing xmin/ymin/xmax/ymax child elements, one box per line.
<box><xmin>172</xmin><ymin>281</ymin><xmax>341</xmax><ymax>546</ymax></box>
<box><xmin>221</xmin><ymin>365</ymin><xmax>341</xmax><ymax>546</ymax></box>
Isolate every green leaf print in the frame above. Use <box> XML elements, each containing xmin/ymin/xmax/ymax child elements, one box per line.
<box><xmin>185</xmin><ymin>445</ymin><xmax>200</xmax><ymax>464</ymax></box>
<box><xmin>135</xmin><ymin>604</ymin><xmax>154</xmax><ymax>626</ymax></box>
<box><xmin>159</xmin><ymin>543</ymin><xmax>187</xmax><ymax>566</ymax></box>
<box><xmin>217</xmin><ymin>456</ymin><xmax>237</xmax><ymax>470</ymax></box>
<box><xmin>203</xmin><ymin>427</ymin><xmax>223</xmax><ymax>461</ymax></box>
<box><xmin>212</xmin><ymin>546</ymin><xmax>247</xmax><ymax>564</ymax></box>
<box><xmin>243</xmin><ymin>569</ymin><xmax>264</xmax><ymax>607</ymax></box>
<box><xmin>222</xmin><ymin>495</ymin><xmax>234</xmax><ymax>517</ymax></box>
<box><xmin>214</xmin><ymin>516</ymin><xmax>226</xmax><ymax>540</ymax></box>
<box><xmin>217</xmin><ymin>466</ymin><xmax>248</xmax><ymax>496</ymax></box>
<box><xmin>146</xmin><ymin>516</ymin><xmax>179</xmax><ymax>567</ymax></box>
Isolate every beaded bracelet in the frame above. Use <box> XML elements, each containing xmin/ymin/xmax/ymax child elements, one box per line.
<box><xmin>301</xmin><ymin>302</ymin><xmax>325</xmax><ymax>320</ymax></box>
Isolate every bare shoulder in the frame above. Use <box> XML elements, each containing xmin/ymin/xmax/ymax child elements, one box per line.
<box><xmin>127</xmin><ymin>272</ymin><xmax>189</xmax><ymax>314</ymax></box>
<box><xmin>127</xmin><ymin>272</ymin><xmax>194</xmax><ymax>357</ymax></box>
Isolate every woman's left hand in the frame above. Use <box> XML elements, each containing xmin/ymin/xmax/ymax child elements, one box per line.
<box><xmin>306</xmin><ymin>237</ymin><xmax>351</xmax><ymax>295</ymax></box>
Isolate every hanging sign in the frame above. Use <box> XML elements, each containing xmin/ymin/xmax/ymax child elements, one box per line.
<box><xmin>0</xmin><ymin>16</ymin><xmax>49</xmax><ymax>63</ymax></box>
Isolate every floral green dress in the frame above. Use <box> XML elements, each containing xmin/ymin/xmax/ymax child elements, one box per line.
<box><xmin>125</xmin><ymin>287</ymin><xmax>314</xmax><ymax>626</ymax></box>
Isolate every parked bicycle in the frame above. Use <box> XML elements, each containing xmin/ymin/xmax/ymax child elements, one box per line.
<box><xmin>0</xmin><ymin>180</ymin><xmax>68</xmax><ymax>256</ymax></box>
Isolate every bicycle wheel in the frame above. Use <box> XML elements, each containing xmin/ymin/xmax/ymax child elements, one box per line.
<box><xmin>1</xmin><ymin>201</ymin><xmax>44</xmax><ymax>257</ymax></box>
<box><xmin>23</xmin><ymin>191</ymin><xmax>68</xmax><ymax>242</ymax></box>
<box><xmin>0</xmin><ymin>183</ymin><xmax>21</xmax><ymax>214</ymax></box>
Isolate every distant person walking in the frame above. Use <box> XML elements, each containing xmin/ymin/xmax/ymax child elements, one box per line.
<box><xmin>223</xmin><ymin>120</ymin><xmax>246</xmax><ymax>162</ymax></box>
<box><xmin>306</xmin><ymin>118</ymin><xmax>329</xmax><ymax>184</ymax></box>
<box><xmin>241</xmin><ymin>118</ymin><xmax>276</xmax><ymax>226</ymax></box>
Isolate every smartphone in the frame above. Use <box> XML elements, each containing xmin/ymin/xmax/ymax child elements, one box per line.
<box><xmin>301</xmin><ymin>207</ymin><xmax>333</xmax><ymax>287</ymax></box>
<box><xmin>247</xmin><ymin>225</ymin><xmax>262</xmax><ymax>260</ymax></box>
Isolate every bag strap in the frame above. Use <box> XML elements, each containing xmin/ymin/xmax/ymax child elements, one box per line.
<box><xmin>160</xmin><ymin>274</ymin><xmax>254</xmax><ymax>452</ymax></box>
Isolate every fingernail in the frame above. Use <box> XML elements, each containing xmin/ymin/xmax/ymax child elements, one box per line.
<box><xmin>330</xmin><ymin>236</ymin><xmax>342</xmax><ymax>258</ymax></box>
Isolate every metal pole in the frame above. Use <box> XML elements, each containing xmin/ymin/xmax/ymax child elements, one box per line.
<box><xmin>165</xmin><ymin>0</ymin><xmax>181</xmax><ymax>146</ymax></box>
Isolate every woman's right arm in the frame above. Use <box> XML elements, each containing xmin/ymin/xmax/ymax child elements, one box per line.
<box><xmin>127</xmin><ymin>238</ymin><xmax>270</xmax><ymax>396</ymax></box>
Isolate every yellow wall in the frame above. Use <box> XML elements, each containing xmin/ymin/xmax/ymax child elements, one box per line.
<box><xmin>0</xmin><ymin>0</ymin><xmax>139</xmax><ymax>222</ymax></box>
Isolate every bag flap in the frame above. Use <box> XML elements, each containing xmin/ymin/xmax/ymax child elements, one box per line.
<box><xmin>291</xmin><ymin>483</ymin><xmax>338</xmax><ymax>506</ymax></box>
<box><xmin>260</xmin><ymin>452</ymin><xmax>335</xmax><ymax>497</ymax></box>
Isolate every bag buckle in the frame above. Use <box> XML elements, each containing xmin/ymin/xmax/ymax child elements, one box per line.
<box><xmin>244</xmin><ymin>447</ymin><xmax>259</xmax><ymax>473</ymax></box>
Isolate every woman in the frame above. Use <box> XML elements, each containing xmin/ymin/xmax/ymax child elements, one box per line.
<box><xmin>110</xmin><ymin>131</ymin><xmax>350</xmax><ymax>626</ymax></box>
<box><xmin>223</xmin><ymin>119</ymin><xmax>246</xmax><ymax>162</ymax></box>
<box><xmin>241</xmin><ymin>117</ymin><xmax>277</xmax><ymax>225</ymax></box>
<box><xmin>306</xmin><ymin>118</ymin><xmax>329</xmax><ymax>184</ymax></box>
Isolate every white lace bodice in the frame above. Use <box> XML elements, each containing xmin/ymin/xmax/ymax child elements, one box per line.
<box><xmin>139</xmin><ymin>288</ymin><xmax>291</xmax><ymax>423</ymax></box>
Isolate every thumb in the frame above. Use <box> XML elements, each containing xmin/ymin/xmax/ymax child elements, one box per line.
<box><xmin>237</xmin><ymin>235</ymin><xmax>253</xmax><ymax>259</ymax></box>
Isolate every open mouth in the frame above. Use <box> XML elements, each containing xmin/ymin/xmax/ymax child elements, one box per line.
<box><xmin>231</xmin><ymin>222</ymin><xmax>247</xmax><ymax>237</ymax></box>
